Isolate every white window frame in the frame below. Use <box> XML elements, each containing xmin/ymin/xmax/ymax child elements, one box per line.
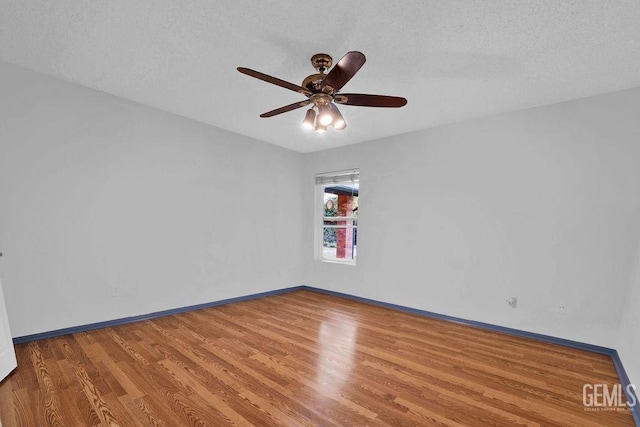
<box><xmin>314</xmin><ymin>169</ymin><xmax>359</xmax><ymax>266</ymax></box>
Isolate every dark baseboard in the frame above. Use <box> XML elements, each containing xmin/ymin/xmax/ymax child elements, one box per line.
<box><xmin>301</xmin><ymin>285</ymin><xmax>639</xmax><ymax>425</ymax></box>
<box><xmin>12</xmin><ymin>286</ymin><xmax>304</xmax><ymax>344</ymax></box>
<box><xmin>12</xmin><ymin>283</ymin><xmax>638</xmax><ymax>425</ymax></box>
<box><xmin>610</xmin><ymin>349</ymin><xmax>640</xmax><ymax>426</ymax></box>
<box><xmin>303</xmin><ymin>286</ymin><xmax>614</xmax><ymax>353</ymax></box>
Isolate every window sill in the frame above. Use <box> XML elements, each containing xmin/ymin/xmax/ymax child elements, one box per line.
<box><xmin>319</xmin><ymin>258</ymin><xmax>356</xmax><ymax>267</ymax></box>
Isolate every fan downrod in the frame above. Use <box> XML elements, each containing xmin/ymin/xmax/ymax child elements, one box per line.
<box><xmin>302</xmin><ymin>54</ymin><xmax>334</xmax><ymax>92</ymax></box>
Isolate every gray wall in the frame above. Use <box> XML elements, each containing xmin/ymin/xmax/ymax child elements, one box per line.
<box><xmin>618</xmin><ymin>251</ymin><xmax>640</xmax><ymax>394</ymax></box>
<box><xmin>1</xmin><ymin>60</ymin><xmax>638</xmax><ymax>388</ymax></box>
<box><xmin>303</xmin><ymin>88</ymin><xmax>640</xmax><ymax>359</ymax></box>
<box><xmin>0</xmin><ymin>62</ymin><xmax>304</xmax><ymax>337</ymax></box>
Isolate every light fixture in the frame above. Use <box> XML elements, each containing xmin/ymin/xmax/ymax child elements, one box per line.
<box><xmin>302</xmin><ymin>108</ymin><xmax>316</xmax><ymax>130</ymax></box>
<box><xmin>318</xmin><ymin>104</ymin><xmax>333</xmax><ymax>126</ymax></box>
<box><xmin>303</xmin><ymin>93</ymin><xmax>348</xmax><ymax>134</ymax></box>
<box><xmin>330</xmin><ymin>104</ymin><xmax>346</xmax><ymax>130</ymax></box>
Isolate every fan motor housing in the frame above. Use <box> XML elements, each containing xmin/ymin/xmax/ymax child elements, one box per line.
<box><xmin>301</xmin><ymin>73</ymin><xmax>326</xmax><ymax>92</ymax></box>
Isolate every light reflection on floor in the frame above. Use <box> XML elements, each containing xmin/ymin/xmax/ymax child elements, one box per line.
<box><xmin>315</xmin><ymin>310</ymin><xmax>358</xmax><ymax>396</ymax></box>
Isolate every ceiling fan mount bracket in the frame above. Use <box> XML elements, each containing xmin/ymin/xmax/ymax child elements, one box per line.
<box><xmin>310</xmin><ymin>53</ymin><xmax>332</xmax><ymax>73</ymax></box>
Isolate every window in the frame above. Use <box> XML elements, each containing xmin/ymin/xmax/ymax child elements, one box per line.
<box><xmin>315</xmin><ymin>170</ymin><xmax>359</xmax><ymax>265</ymax></box>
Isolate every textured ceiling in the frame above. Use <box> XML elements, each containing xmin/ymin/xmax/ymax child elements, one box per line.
<box><xmin>1</xmin><ymin>1</ymin><xmax>640</xmax><ymax>153</ymax></box>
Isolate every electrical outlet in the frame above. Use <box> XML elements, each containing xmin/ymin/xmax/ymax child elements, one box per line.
<box><xmin>556</xmin><ymin>303</ymin><xmax>567</xmax><ymax>314</ymax></box>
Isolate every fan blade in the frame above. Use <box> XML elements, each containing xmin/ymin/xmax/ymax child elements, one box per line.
<box><xmin>321</xmin><ymin>51</ymin><xmax>366</xmax><ymax>93</ymax></box>
<box><xmin>334</xmin><ymin>93</ymin><xmax>407</xmax><ymax>108</ymax></box>
<box><xmin>260</xmin><ymin>100</ymin><xmax>311</xmax><ymax>118</ymax></box>
<box><xmin>238</xmin><ymin>67</ymin><xmax>311</xmax><ymax>96</ymax></box>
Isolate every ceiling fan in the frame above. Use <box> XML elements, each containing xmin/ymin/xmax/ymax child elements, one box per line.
<box><xmin>237</xmin><ymin>51</ymin><xmax>407</xmax><ymax>134</ymax></box>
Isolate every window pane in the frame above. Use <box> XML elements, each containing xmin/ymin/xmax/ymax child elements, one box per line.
<box><xmin>317</xmin><ymin>169</ymin><xmax>359</xmax><ymax>264</ymax></box>
<box><xmin>322</xmin><ymin>227</ymin><xmax>357</xmax><ymax>261</ymax></box>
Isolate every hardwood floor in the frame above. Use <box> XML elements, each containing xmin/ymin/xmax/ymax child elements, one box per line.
<box><xmin>0</xmin><ymin>290</ymin><xmax>634</xmax><ymax>426</ymax></box>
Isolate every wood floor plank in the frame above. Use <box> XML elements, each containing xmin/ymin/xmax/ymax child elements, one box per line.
<box><xmin>0</xmin><ymin>290</ymin><xmax>634</xmax><ymax>426</ymax></box>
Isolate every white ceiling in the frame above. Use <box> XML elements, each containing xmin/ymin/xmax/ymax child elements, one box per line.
<box><xmin>1</xmin><ymin>1</ymin><xmax>640</xmax><ymax>153</ymax></box>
